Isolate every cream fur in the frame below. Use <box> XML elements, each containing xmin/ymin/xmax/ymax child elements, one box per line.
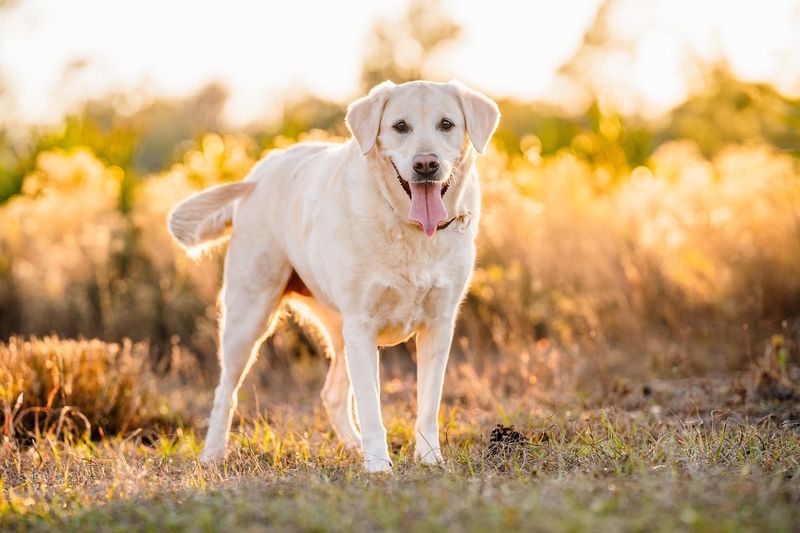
<box><xmin>168</xmin><ymin>80</ymin><xmax>500</xmax><ymax>473</ymax></box>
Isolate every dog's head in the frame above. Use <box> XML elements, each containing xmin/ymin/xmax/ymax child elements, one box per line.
<box><xmin>346</xmin><ymin>80</ymin><xmax>500</xmax><ymax>236</ymax></box>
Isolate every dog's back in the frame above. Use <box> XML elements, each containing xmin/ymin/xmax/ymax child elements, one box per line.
<box><xmin>167</xmin><ymin>141</ymin><xmax>336</xmax><ymax>255</ymax></box>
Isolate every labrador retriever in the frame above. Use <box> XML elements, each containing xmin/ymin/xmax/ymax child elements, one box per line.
<box><xmin>168</xmin><ymin>80</ymin><xmax>500</xmax><ymax>472</ymax></box>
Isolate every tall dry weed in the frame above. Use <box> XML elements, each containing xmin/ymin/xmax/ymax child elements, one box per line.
<box><xmin>1</xmin><ymin>133</ymin><xmax>799</xmax><ymax>391</ymax></box>
<box><xmin>0</xmin><ymin>336</ymin><xmax>170</xmax><ymax>442</ymax></box>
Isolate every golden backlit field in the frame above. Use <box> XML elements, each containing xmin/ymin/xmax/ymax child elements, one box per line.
<box><xmin>1</xmin><ymin>337</ymin><xmax>798</xmax><ymax>531</ymax></box>
<box><xmin>1</xmin><ymin>0</ymin><xmax>800</xmax><ymax>530</ymax></box>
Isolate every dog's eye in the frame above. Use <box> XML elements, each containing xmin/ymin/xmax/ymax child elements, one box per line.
<box><xmin>393</xmin><ymin>120</ymin><xmax>409</xmax><ymax>133</ymax></box>
<box><xmin>440</xmin><ymin>118</ymin><xmax>454</xmax><ymax>131</ymax></box>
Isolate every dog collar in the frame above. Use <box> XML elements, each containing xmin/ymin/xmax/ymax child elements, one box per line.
<box><xmin>428</xmin><ymin>209</ymin><xmax>472</xmax><ymax>232</ymax></box>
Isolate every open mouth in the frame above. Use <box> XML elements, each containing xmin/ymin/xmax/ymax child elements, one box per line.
<box><xmin>390</xmin><ymin>161</ymin><xmax>450</xmax><ymax>199</ymax></box>
<box><xmin>390</xmin><ymin>159</ymin><xmax>451</xmax><ymax>237</ymax></box>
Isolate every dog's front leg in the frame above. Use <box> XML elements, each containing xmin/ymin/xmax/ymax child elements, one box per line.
<box><xmin>343</xmin><ymin>321</ymin><xmax>392</xmax><ymax>473</ymax></box>
<box><xmin>414</xmin><ymin>318</ymin><xmax>455</xmax><ymax>465</ymax></box>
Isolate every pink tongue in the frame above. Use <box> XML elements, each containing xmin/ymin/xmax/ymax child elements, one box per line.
<box><xmin>408</xmin><ymin>182</ymin><xmax>448</xmax><ymax>237</ymax></box>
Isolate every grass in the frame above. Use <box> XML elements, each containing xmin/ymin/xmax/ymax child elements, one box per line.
<box><xmin>8</xmin><ymin>470</ymin><xmax>796</xmax><ymax>532</ymax></box>
<box><xmin>0</xmin><ymin>337</ymin><xmax>181</xmax><ymax>441</ymax></box>
<box><xmin>1</xmin><ymin>346</ymin><xmax>798</xmax><ymax>532</ymax></box>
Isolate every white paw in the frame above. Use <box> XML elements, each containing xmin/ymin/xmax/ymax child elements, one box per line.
<box><xmin>333</xmin><ymin>425</ymin><xmax>362</xmax><ymax>451</ymax></box>
<box><xmin>415</xmin><ymin>445</ymin><xmax>444</xmax><ymax>466</ymax></box>
<box><xmin>363</xmin><ymin>455</ymin><xmax>393</xmax><ymax>473</ymax></box>
<box><xmin>342</xmin><ymin>436</ymin><xmax>363</xmax><ymax>451</ymax></box>
<box><xmin>199</xmin><ymin>443</ymin><xmax>226</xmax><ymax>464</ymax></box>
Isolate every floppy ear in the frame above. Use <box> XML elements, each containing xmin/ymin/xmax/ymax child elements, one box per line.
<box><xmin>346</xmin><ymin>80</ymin><xmax>396</xmax><ymax>155</ymax></box>
<box><xmin>450</xmin><ymin>80</ymin><xmax>500</xmax><ymax>153</ymax></box>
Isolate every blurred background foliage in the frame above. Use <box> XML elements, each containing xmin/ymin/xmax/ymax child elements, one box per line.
<box><xmin>1</xmin><ymin>0</ymin><xmax>799</xmax><ymax>393</ymax></box>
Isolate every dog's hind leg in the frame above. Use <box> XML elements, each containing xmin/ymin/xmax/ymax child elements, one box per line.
<box><xmin>200</xmin><ymin>234</ymin><xmax>291</xmax><ymax>463</ymax></box>
<box><xmin>320</xmin><ymin>330</ymin><xmax>361</xmax><ymax>449</ymax></box>
<box><xmin>288</xmin><ymin>296</ymin><xmax>361</xmax><ymax>449</ymax></box>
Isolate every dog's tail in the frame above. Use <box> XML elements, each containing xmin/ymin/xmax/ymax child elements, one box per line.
<box><xmin>167</xmin><ymin>181</ymin><xmax>256</xmax><ymax>254</ymax></box>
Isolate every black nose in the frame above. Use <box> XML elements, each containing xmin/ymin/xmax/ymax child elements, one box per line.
<box><xmin>412</xmin><ymin>153</ymin><xmax>440</xmax><ymax>177</ymax></box>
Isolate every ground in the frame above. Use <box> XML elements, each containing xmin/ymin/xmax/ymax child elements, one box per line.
<box><xmin>1</xmin><ymin>369</ymin><xmax>798</xmax><ymax>532</ymax></box>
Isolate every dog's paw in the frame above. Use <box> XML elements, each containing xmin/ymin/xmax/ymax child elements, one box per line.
<box><xmin>415</xmin><ymin>447</ymin><xmax>444</xmax><ymax>466</ymax></box>
<box><xmin>363</xmin><ymin>455</ymin><xmax>393</xmax><ymax>474</ymax></box>
<box><xmin>341</xmin><ymin>435</ymin><xmax>363</xmax><ymax>451</ymax></box>
<box><xmin>199</xmin><ymin>445</ymin><xmax>227</xmax><ymax>464</ymax></box>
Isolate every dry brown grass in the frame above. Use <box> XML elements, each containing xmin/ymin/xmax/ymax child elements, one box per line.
<box><xmin>0</xmin><ymin>337</ymin><xmax>179</xmax><ymax>443</ymax></box>
<box><xmin>0</xmin><ymin>336</ymin><xmax>798</xmax><ymax>531</ymax></box>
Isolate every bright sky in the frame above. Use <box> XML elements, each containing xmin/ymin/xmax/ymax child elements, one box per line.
<box><xmin>0</xmin><ymin>0</ymin><xmax>798</xmax><ymax>125</ymax></box>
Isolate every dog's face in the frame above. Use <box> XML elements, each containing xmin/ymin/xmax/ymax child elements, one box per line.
<box><xmin>346</xmin><ymin>80</ymin><xmax>500</xmax><ymax>236</ymax></box>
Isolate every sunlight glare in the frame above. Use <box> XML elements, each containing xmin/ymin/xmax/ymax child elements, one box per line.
<box><xmin>0</xmin><ymin>0</ymin><xmax>797</xmax><ymax>124</ymax></box>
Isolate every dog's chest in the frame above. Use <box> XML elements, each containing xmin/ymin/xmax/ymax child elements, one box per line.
<box><xmin>359</xmin><ymin>252</ymin><xmax>463</xmax><ymax>346</ymax></box>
